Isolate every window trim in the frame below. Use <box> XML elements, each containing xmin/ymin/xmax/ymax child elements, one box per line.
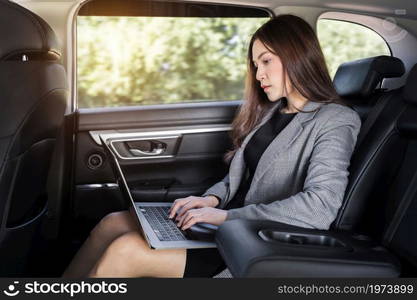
<box><xmin>317</xmin><ymin>11</ymin><xmax>415</xmax><ymax>90</ymax></box>
<box><xmin>317</xmin><ymin>15</ymin><xmax>392</xmax><ymax>57</ymax></box>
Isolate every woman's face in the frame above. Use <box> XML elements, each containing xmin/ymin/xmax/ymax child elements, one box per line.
<box><xmin>251</xmin><ymin>39</ymin><xmax>292</xmax><ymax>102</ymax></box>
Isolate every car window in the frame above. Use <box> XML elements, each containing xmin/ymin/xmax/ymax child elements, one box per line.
<box><xmin>317</xmin><ymin>18</ymin><xmax>391</xmax><ymax>78</ymax></box>
<box><xmin>76</xmin><ymin>1</ymin><xmax>269</xmax><ymax>108</ymax></box>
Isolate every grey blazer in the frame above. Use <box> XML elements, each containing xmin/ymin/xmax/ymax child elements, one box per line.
<box><xmin>202</xmin><ymin>100</ymin><xmax>361</xmax><ymax>230</ymax></box>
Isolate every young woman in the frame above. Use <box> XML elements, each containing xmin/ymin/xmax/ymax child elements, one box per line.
<box><xmin>63</xmin><ymin>14</ymin><xmax>361</xmax><ymax>278</ymax></box>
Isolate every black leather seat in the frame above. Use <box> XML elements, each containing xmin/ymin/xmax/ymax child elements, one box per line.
<box><xmin>333</xmin><ymin>55</ymin><xmax>405</xmax><ymax>122</ymax></box>
<box><xmin>0</xmin><ymin>0</ymin><xmax>67</xmax><ymax>276</ymax></box>
<box><xmin>215</xmin><ymin>56</ymin><xmax>417</xmax><ymax>277</ymax></box>
<box><xmin>332</xmin><ymin>56</ymin><xmax>406</xmax><ymax>233</ymax></box>
<box><xmin>381</xmin><ymin>65</ymin><xmax>417</xmax><ymax>276</ymax></box>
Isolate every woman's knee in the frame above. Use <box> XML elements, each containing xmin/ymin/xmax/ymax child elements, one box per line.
<box><xmin>91</xmin><ymin>232</ymin><xmax>148</xmax><ymax>277</ymax></box>
<box><xmin>92</xmin><ymin>232</ymin><xmax>186</xmax><ymax>278</ymax></box>
<box><xmin>106</xmin><ymin>232</ymin><xmax>148</xmax><ymax>258</ymax></box>
<box><xmin>90</xmin><ymin>211</ymin><xmax>136</xmax><ymax>241</ymax></box>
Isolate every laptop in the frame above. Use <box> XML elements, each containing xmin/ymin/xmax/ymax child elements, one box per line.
<box><xmin>100</xmin><ymin>135</ymin><xmax>217</xmax><ymax>249</ymax></box>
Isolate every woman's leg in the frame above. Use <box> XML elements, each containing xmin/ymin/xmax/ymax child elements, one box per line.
<box><xmin>88</xmin><ymin>231</ymin><xmax>187</xmax><ymax>278</ymax></box>
<box><xmin>62</xmin><ymin>211</ymin><xmax>138</xmax><ymax>278</ymax></box>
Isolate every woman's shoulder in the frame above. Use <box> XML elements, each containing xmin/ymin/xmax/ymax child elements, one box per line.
<box><xmin>315</xmin><ymin>102</ymin><xmax>361</xmax><ymax>125</ymax></box>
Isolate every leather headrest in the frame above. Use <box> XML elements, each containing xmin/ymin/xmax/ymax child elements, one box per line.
<box><xmin>0</xmin><ymin>0</ymin><xmax>60</xmax><ymax>60</ymax></box>
<box><xmin>403</xmin><ymin>64</ymin><xmax>417</xmax><ymax>105</ymax></box>
<box><xmin>333</xmin><ymin>56</ymin><xmax>405</xmax><ymax>100</ymax></box>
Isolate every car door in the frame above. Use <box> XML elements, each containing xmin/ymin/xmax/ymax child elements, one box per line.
<box><xmin>64</xmin><ymin>0</ymin><xmax>271</xmax><ymax>238</ymax></box>
<box><xmin>72</xmin><ymin>103</ymin><xmax>235</xmax><ymax>223</ymax></box>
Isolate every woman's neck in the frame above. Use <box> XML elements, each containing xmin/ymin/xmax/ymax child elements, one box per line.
<box><xmin>282</xmin><ymin>91</ymin><xmax>309</xmax><ymax>113</ymax></box>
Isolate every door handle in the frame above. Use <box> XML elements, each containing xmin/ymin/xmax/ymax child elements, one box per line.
<box><xmin>127</xmin><ymin>140</ymin><xmax>167</xmax><ymax>156</ymax></box>
<box><xmin>129</xmin><ymin>147</ymin><xmax>165</xmax><ymax>156</ymax></box>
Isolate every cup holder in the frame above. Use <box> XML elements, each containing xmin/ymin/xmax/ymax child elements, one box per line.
<box><xmin>258</xmin><ymin>229</ymin><xmax>350</xmax><ymax>250</ymax></box>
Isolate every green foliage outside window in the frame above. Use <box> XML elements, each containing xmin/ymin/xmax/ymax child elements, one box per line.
<box><xmin>317</xmin><ymin>19</ymin><xmax>391</xmax><ymax>78</ymax></box>
<box><xmin>77</xmin><ymin>17</ymin><xmax>390</xmax><ymax>108</ymax></box>
<box><xmin>77</xmin><ymin>17</ymin><xmax>267</xmax><ymax>108</ymax></box>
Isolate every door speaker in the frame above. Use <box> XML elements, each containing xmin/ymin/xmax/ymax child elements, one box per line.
<box><xmin>87</xmin><ymin>152</ymin><xmax>104</xmax><ymax>169</ymax></box>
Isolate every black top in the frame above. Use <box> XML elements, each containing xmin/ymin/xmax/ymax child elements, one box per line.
<box><xmin>224</xmin><ymin>110</ymin><xmax>297</xmax><ymax>210</ymax></box>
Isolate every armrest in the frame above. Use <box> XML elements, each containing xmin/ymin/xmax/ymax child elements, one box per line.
<box><xmin>215</xmin><ymin>219</ymin><xmax>400</xmax><ymax>277</ymax></box>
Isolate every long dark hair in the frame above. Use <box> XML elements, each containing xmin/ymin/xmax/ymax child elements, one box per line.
<box><xmin>226</xmin><ymin>14</ymin><xmax>343</xmax><ymax>162</ymax></box>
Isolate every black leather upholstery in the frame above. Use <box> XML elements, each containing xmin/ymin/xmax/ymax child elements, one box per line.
<box><xmin>0</xmin><ymin>0</ymin><xmax>60</xmax><ymax>60</ymax></box>
<box><xmin>386</xmin><ymin>139</ymin><xmax>417</xmax><ymax>276</ymax></box>
<box><xmin>335</xmin><ymin>65</ymin><xmax>417</xmax><ymax>273</ymax></box>
<box><xmin>333</xmin><ymin>56</ymin><xmax>405</xmax><ymax>123</ymax></box>
<box><xmin>333</xmin><ymin>55</ymin><xmax>404</xmax><ymax>99</ymax></box>
<box><xmin>398</xmin><ymin>107</ymin><xmax>417</xmax><ymax>138</ymax></box>
<box><xmin>377</xmin><ymin>66</ymin><xmax>417</xmax><ymax>275</ymax></box>
<box><xmin>333</xmin><ymin>88</ymin><xmax>406</xmax><ymax>232</ymax></box>
<box><xmin>0</xmin><ymin>0</ymin><xmax>67</xmax><ymax>275</ymax></box>
<box><xmin>332</xmin><ymin>56</ymin><xmax>406</xmax><ymax>231</ymax></box>
<box><xmin>217</xmin><ymin>220</ymin><xmax>400</xmax><ymax>277</ymax></box>
<box><xmin>402</xmin><ymin>64</ymin><xmax>417</xmax><ymax>105</ymax></box>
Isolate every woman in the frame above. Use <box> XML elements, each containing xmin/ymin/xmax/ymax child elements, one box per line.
<box><xmin>63</xmin><ymin>14</ymin><xmax>361</xmax><ymax>278</ymax></box>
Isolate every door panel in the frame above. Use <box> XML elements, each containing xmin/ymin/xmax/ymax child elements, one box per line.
<box><xmin>72</xmin><ymin>101</ymin><xmax>239</xmax><ymax>225</ymax></box>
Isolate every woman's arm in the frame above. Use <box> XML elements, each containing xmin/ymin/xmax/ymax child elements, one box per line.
<box><xmin>169</xmin><ymin>176</ymin><xmax>229</xmax><ymax>228</ymax></box>
<box><xmin>225</xmin><ymin>109</ymin><xmax>361</xmax><ymax>230</ymax></box>
<box><xmin>168</xmin><ymin>175</ymin><xmax>228</xmax><ymax>220</ymax></box>
<box><xmin>200</xmin><ymin>173</ymin><xmax>230</xmax><ymax>208</ymax></box>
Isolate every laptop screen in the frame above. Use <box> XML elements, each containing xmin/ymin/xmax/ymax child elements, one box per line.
<box><xmin>99</xmin><ymin>136</ymin><xmax>136</xmax><ymax>210</ymax></box>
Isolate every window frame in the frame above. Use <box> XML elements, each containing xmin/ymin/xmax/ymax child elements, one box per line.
<box><xmin>317</xmin><ymin>16</ymin><xmax>392</xmax><ymax>54</ymax></box>
<box><xmin>316</xmin><ymin>16</ymin><xmax>392</xmax><ymax>79</ymax></box>
<box><xmin>72</xmin><ymin>0</ymin><xmax>273</xmax><ymax>111</ymax></box>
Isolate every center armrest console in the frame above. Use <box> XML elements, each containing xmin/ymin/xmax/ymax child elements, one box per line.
<box><xmin>215</xmin><ymin>220</ymin><xmax>401</xmax><ymax>277</ymax></box>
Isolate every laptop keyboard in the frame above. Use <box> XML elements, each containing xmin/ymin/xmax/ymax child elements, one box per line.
<box><xmin>139</xmin><ymin>206</ymin><xmax>187</xmax><ymax>241</ymax></box>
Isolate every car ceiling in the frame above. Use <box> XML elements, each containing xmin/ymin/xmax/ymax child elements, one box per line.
<box><xmin>13</xmin><ymin>0</ymin><xmax>417</xmax><ymax>18</ymax></box>
<box><xmin>13</xmin><ymin>0</ymin><xmax>417</xmax><ymax>32</ymax></box>
<box><xmin>13</xmin><ymin>0</ymin><xmax>417</xmax><ymax>77</ymax></box>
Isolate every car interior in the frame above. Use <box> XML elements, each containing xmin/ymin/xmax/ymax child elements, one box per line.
<box><xmin>0</xmin><ymin>0</ymin><xmax>417</xmax><ymax>278</ymax></box>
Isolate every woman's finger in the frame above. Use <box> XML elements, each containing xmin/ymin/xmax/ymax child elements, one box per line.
<box><xmin>178</xmin><ymin>209</ymin><xmax>200</xmax><ymax>228</ymax></box>
<box><xmin>169</xmin><ymin>198</ymin><xmax>189</xmax><ymax>218</ymax></box>
<box><xmin>179</xmin><ymin>211</ymin><xmax>195</xmax><ymax>228</ymax></box>
<box><xmin>176</xmin><ymin>209</ymin><xmax>191</xmax><ymax>227</ymax></box>
<box><xmin>168</xmin><ymin>198</ymin><xmax>182</xmax><ymax>214</ymax></box>
<box><xmin>182</xmin><ymin>215</ymin><xmax>203</xmax><ymax>231</ymax></box>
<box><xmin>176</xmin><ymin>200</ymin><xmax>202</xmax><ymax>219</ymax></box>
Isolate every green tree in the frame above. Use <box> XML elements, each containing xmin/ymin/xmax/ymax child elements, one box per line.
<box><xmin>77</xmin><ymin>17</ymin><xmax>267</xmax><ymax>108</ymax></box>
<box><xmin>317</xmin><ymin>19</ymin><xmax>390</xmax><ymax>78</ymax></box>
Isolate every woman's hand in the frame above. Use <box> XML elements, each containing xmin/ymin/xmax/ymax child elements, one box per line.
<box><xmin>176</xmin><ymin>207</ymin><xmax>228</xmax><ymax>230</ymax></box>
<box><xmin>168</xmin><ymin>195</ymin><xmax>219</xmax><ymax>219</ymax></box>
